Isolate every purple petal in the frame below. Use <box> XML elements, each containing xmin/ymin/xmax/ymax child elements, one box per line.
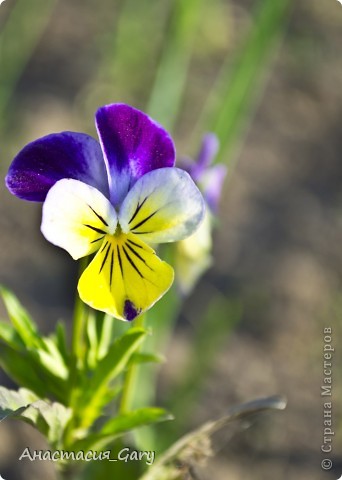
<box><xmin>201</xmin><ymin>164</ymin><xmax>227</xmax><ymax>213</ymax></box>
<box><xmin>192</xmin><ymin>133</ymin><xmax>219</xmax><ymax>180</ymax></box>
<box><xmin>6</xmin><ymin>132</ymin><xmax>108</xmax><ymax>202</ymax></box>
<box><xmin>95</xmin><ymin>104</ymin><xmax>175</xmax><ymax>207</ymax></box>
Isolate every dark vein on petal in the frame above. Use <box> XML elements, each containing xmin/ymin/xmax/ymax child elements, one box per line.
<box><xmin>127</xmin><ymin>239</ymin><xmax>145</xmax><ymax>249</ymax></box>
<box><xmin>88</xmin><ymin>205</ymin><xmax>109</xmax><ymax>226</ymax></box>
<box><xmin>100</xmin><ymin>240</ymin><xmax>109</xmax><ymax>252</ymax></box>
<box><xmin>91</xmin><ymin>235</ymin><xmax>105</xmax><ymax>244</ymax></box>
<box><xmin>126</xmin><ymin>243</ymin><xmax>153</xmax><ymax>271</ymax></box>
<box><xmin>99</xmin><ymin>243</ymin><xmax>111</xmax><ymax>273</ymax></box>
<box><xmin>117</xmin><ymin>245</ymin><xmax>123</xmax><ymax>277</ymax></box>
<box><xmin>128</xmin><ymin>196</ymin><xmax>148</xmax><ymax>225</ymax></box>
<box><xmin>109</xmin><ymin>250</ymin><xmax>114</xmax><ymax>286</ymax></box>
<box><xmin>130</xmin><ymin>209</ymin><xmax>159</xmax><ymax>231</ymax></box>
<box><xmin>122</xmin><ymin>245</ymin><xmax>143</xmax><ymax>278</ymax></box>
<box><xmin>132</xmin><ymin>231</ymin><xmax>153</xmax><ymax>235</ymax></box>
<box><xmin>84</xmin><ymin>224</ymin><xmax>107</xmax><ymax>235</ymax></box>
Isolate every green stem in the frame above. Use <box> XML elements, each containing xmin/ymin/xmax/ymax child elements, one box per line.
<box><xmin>119</xmin><ymin>313</ymin><xmax>146</xmax><ymax>414</ymax></box>
<box><xmin>63</xmin><ymin>258</ymin><xmax>90</xmax><ymax>449</ymax></box>
<box><xmin>68</xmin><ymin>257</ymin><xmax>89</xmax><ymax>405</ymax></box>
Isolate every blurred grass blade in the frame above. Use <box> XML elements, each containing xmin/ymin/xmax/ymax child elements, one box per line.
<box><xmin>0</xmin><ymin>0</ymin><xmax>57</xmax><ymax>122</ymax></box>
<box><xmin>80</xmin><ymin>0</ymin><xmax>167</xmax><ymax>110</ymax></box>
<box><xmin>147</xmin><ymin>0</ymin><xmax>205</xmax><ymax>131</ymax></box>
<box><xmin>196</xmin><ymin>0</ymin><xmax>291</xmax><ymax>164</ymax></box>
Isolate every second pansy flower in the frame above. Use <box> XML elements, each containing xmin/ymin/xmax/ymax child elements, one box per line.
<box><xmin>6</xmin><ymin>104</ymin><xmax>204</xmax><ymax>321</ymax></box>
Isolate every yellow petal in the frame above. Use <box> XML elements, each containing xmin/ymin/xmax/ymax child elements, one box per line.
<box><xmin>78</xmin><ymin>232</ymin><xmax>174</xmax><ymax>321</ymax></box>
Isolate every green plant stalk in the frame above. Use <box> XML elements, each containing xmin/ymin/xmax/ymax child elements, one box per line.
<box><xmin>146</xmin><ymin>0</ymin><xmax>205</xmax><ymax>131</ymax></box>
<box><xmin>193</xmin><ymin>0</ymin><xmax>292</xmax><ymax>166</ymax></box>
<box><xmin>62</xmin><ymin>258</ymin><xmax>91</xmax><ymax>450</ymax></box>
<box><xmin>119</xmin><ymin>313</ymin><xmax>146</xmax><ymax>414</ymax></box>
<box><xmin>131</xmin><ymin>246</ymin><xmax>181</xmax><ymax>450</ymax></box>
<box><xmin>0</xmin><ymin>0</ymin><xmax>57</xmax><ymax>126</ymax></box>
<box><xmin>67</xmin><ymin>257</ymin><xmax>90</xmax><ymax>412</ymax></box>
<box><xmin>71</xmin><ymin>259</ymin><xmax>89</xmax><ymax>371</ymax></box>
<box><xmin>159</xmin><ymin>293</ymin><xmax>242</xmax><ymax>449</ymax></box>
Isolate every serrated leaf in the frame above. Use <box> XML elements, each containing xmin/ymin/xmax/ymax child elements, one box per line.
<box><xmin>0</xmin><ymin>386</ymin><xmax>37</xmax><ymax>421</ymax></box>
<box><xmin>0</xmin><ymin>386</ymin><xmax>72</xmax><ymax>448</ymax></box>
<box><xmin>0</xmin><ymin>286</ymin><xmax>44</xmax><ymax>349</ymax></box>
<box><xmin>0</xmin><ymin>387</ymin><xmax>48</xmax><ymax>434</ymax></box>
<box><xmin>77</xmin><ymin>328</ymin><xmax>146</xmax><ymax>428</ymax></box>
<box><xmin>33</xmin><ymin>399</ymin><xmax>73</xmax><ymax>446</ymax></box>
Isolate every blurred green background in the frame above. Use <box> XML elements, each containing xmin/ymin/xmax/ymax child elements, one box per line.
<box><xmin>1</xmin><ymin>0</ymin><xmax>342</xmax><ymax>479</ymax></box>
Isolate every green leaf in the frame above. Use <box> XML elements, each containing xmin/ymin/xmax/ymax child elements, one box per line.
<box><xmin>34</xmin><ymin>336</ymin><xmax>69</xmax><ymax>380</ymax></box>
<box><xmin>101</xmin><ymin>407</ymin><xmax>174</xmax><ymax>436</ymax></box>
<box><xmin>76</xmin><ymin>328</ymin><xmax>146</xmax><ymax>428</ymax></box>
<box><xmin>33</xmin><ymin>399</ymin><xmax>73</xmax><ymax>446</ymax></box>
<box><xmin>0</xmin><ymin>342</ymin><xmax>68</xmax><ymax>403</ymax></box>
<box><xmin>0</xmin><ymin>386</ymin><xmax>37</xmax><ymax>422</ymax></box>
<box><xmin>97</xmin><ymin>313</ymin><xmax>116</xmax><ymax>360</ymax></box>
<box><xmin>0</xmin><ymin>320</ymin><xmax>24</xmax><ymax>349</ymax></box>
<box><xmin>54</xmin><ymin>321</ymin><xmax>69</xmax><ymax>364</ymax></box>
<box><xmin>0</xmin><ymin>343</ymin><xmax>49</xmax><ymax>397</ymax></box>
<box><xmin>85</xmin><ymin>310</ymin><xmax>99</xmax><ymax>370</ymax></box>
<box><xmin>128</xmin><ymin>352</ymin><xmax>165</xmax><ymax>366</ymax></box>
<box><xmin>0</xmin><ymin>286</ymin><xmax>44</xmax><ymax>349</ymax></box>
<box><xmin>0</xmin><ymin>386</ymin><xmax>72</xmax><ymax>448</ymax></box>
<box><xmin>0</xmin><ymin>287</ymin><xmax>70</xmax><ymax>402</ymax></box>
<box><xmin>73</xmin><ymin>407</ymin><xmax>173</xmax><ymax>452</ymax></box>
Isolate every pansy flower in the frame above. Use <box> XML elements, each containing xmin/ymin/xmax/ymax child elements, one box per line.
<box><xmin>6</xmin><ymin>104</ymin><xmax>204</xmax><ymax>321</ymax></box>
<box><xmin>175</xmin><ymin>133</ymin><xmax>227</xmax><ymax>294</ymax></box>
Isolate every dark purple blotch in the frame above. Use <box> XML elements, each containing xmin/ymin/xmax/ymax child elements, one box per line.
<box><xmin>124</xmin><ymin>299</ymin><xmax>141</xmax><ymax>321</ymax></box>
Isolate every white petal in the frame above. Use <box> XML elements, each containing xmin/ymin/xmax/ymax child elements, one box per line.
<box><xmin>41</xmin><ymin>179</ymin><xmax>117</xmax><ymax>259</ymax></box>
<box><xmin>118</xmin><ymin>168</ymin><xmax>205</xmax><ymax>244</ymax></box>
